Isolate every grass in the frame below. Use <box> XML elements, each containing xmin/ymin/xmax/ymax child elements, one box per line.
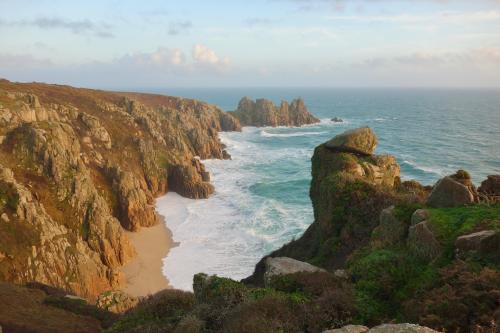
<box><xmin>427</xmin><ymin>204</ymin><xmax>500</xmax><ymax>258</ymax></box>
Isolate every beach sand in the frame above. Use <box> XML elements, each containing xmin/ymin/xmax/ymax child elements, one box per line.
<box><xmin>121</xmin><ymin>215</ymin><xmax>172</xmax><ymax>297</ymax></box>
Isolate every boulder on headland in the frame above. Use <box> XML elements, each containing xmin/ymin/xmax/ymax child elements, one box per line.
<box><xmin>407</xmin><ymin>221</ymin><xmax>441</xmax><ymax>261</ymax></box>
<box><xmin>325</xmin><ymin>127</ymin><xmax>378</xmax><ymax>156</ymax></box>
<box><xmin>264</xmin><ymin>257</ymin><xmax>326</xmax><ymax>287</ymax></box>
<box><xmin>229</xmin><ymin>96</ymin><xmax>320</xmax><ymax>127</ymax></box>
<box><xmin>455</xmin><ymin>230</ymin><xmax>500</xmax><ymax>260</ymax></box>
<box><xmin>478</xmin><ymin>174</ymin><xmax>500</xmax><ymax>203</ymax></box>
<box><xmin>427</xmin><ymin>172</ymin><xmax>475</xmax><ymax>207</ymax></box>
<box><xmin>371</xmin><ymin>206</ymin><xmax>408</xmax><ymax>248</ymax></box>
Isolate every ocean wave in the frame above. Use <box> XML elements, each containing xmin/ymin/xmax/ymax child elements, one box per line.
<box><xmin>402</xmin><ymin>160</ymin><xmax>445</xmax><ymax>176</ymax></box>
<box><xmin>260</xmin><ymin>130</ymin><xmax>328</xmax><ymax>138</ymax></box>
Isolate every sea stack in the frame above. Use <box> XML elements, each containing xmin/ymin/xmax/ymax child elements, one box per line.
<box><xmin>229</xmin><ymin>97</ymin><xmax>320</xmax><ymax>127</ymax></box>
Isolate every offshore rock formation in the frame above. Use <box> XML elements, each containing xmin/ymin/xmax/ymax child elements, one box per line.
<box><xmin>0</xmin><ymin>79</ymin><xmax>240</xmax><ymax>300</ymax></box>
<box><xmin>229</xmin><ymin>96</ymin><xmax>320</xmax><ymax>127</ymax></box>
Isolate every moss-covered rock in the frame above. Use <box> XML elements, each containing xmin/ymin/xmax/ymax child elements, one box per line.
<box><xmin>325</xmin><ymin>127</ymin><xmax>378</xmax><ymax>156</ymax></box>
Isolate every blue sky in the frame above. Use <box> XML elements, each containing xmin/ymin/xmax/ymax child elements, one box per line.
<box><xmin>1</xmin><ymin>0</ymin><xmax>500</xmax><ymax>88</ymax></box>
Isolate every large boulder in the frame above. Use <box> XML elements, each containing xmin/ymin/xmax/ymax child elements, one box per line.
<box><xmin>478</xmin><ymin>175</ymin><xmax>500</xmax><ymax>203</ymax></box>
<box><xmin>455</xmin><ymin>230</ymin><xmax>500</xmax><ymax>260</ymax></box>
<box><xmin>407</xmin><ymin>221</ymin><xmax>441</xmax><ymax>260</ymax></box>
<box><xmin>368</xmin><ymin>324</ymin><xmax>439</xmax><ymax>333</ymax></box>
<box><xmin>264</xmin><ymin>257</ymin><xmax>326</xmax><ymax>287</ymax></box>
<box><xmin>427</xmin><ymin>175</ymin><xmax>474</xmax><ymax>208</ymax></box>
<box><xmin>325</xmin><ymin>127</ymin><xmax>378</xmax><ymax>156</ymax></box>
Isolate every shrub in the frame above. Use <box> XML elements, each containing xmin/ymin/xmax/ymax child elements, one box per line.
<box><xmin>403</xmin><ymin>261</ymin><xmax>500</xmax><ymax>332</ymax></box>
<box><xmin>108</xmin><ymin>289</ymin><xmax>195</xmax><ymax>332</ymax></box>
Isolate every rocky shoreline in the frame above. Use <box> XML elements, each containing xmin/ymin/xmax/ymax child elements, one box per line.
<box><xmin>0</xmin><ymin>82</ymin><xmax>498</xmax><ymax>332</ymax></box>
<box><xmin>0</xmin><ymin>79</ymin><xmax>241</xmax><ymax>301</ymax></box>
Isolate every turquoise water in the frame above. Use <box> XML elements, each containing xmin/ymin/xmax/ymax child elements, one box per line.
<box><xmin>157</xmin><ymin>88</ymin><xmax>500</xmax><ymax>290</ymax></box>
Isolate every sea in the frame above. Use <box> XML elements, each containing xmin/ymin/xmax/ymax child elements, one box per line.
<box><xmin>151</xmin><ymin>88</ymin><xmax>500</xmax><ymax>291</ymax></box>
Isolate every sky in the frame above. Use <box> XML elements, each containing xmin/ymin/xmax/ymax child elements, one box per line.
<box><xmin>1</xmin><ymin>0</ymin><xmax>500</xmax><ymax>88</ymax></box>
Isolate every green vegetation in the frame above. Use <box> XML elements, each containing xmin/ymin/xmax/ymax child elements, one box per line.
<box><xmin>347</xmin><ymin>203</ymin><xmax>500</xmax><ymax>327</ymax></box>
<box><xmin>427</xmin><ymin>205</ymin><xmax>500</xmax><ymax>254</ymax></box>
<box><xmin>44</xmin><ymin>295</ymin><xmax>118</xmax><ymax>329</ymax></box>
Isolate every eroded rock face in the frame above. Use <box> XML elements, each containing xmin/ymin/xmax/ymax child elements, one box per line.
<box><xmin>78</xmin><ymin>112</ymin><xmax>112</xmax><ymax>149</ymax></box>
<box><xmin>105</xmin><ymin>164</ymin><xmax>159</xmax><ymax>231</ymax></box>
<box><xmin>325</xmin><ymin>127</ymin><xmax>378</xmax><ymax>156</ymax></box>
<box><xmin>0</xmin><ymin>80</ymin><xmax>241</xmax><ymax>299</ymax></box>
<box><xmin>229</xmin><ymin>97</ymin><xmax>320</xmax><ymax>127</ymax></box>
<box><xmin>427</xmin><ymin>175</ymin><xmax>474</xmax><ymax>208</ymax></box>
<box><xmin>263</xmin><ymin>257</ymin><xmax>326</xmax><ymax>287</ymax></box>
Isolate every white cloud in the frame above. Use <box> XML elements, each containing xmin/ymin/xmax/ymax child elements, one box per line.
<box><xmin>327</xmin><ymin>10</ymin><xmax>500</xmax><ymax>24</ymax></box>
<box><xmin>192</xmin><ymin>44</ymin><xmax>230</xmax><ymax>70</ymax></box>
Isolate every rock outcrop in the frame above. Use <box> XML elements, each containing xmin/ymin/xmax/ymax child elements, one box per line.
<box><xmin>455</xmin><ymin>230</ymin><xmax>500</xmax><ymax>260</ymax></box>
<box><xmin>229</xmin><ymin>96</ymin><xmax>320</xmax><ymax>127</ymax></box>
<box><xmin>478</xmin><ymin>174</ymin><xmax>500</xmax><ymax>203</ymax></box>
<box><xmin>263</xmin><ymin>257</ymin><xmax>326</xmax><ymax>287</ymax></box>
<box><xmin>325</xmin><ymin>127</ymin><xmax>378</xmax><ymax>156</ymax></box>
<box><xmin>244</xmin><ymin>127</ymin><xmax>403</xmax><ymax>285</ymax></box>
<box><xmin>427</xmin><ymin>171</ymin><xmax>475</xmax><ymax>207</ymax></box>
<box><xmin>324</xmin><ymin>324</ymin><xmax>439</xmax><ymax>333</ymax></box>
<box><xmin>0</xmin><ymin>79</ymin><xmax>240</xmax><ymax>299</ymax></box>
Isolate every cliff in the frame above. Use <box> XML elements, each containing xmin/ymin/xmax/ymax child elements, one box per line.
<box><xmin>0</xmin><ymin>79</ymin><xmax>241</xmax><ymax>300</ymax></box>
<box><xmin>244</xmin><ymin>127</ymin><xmax>500</xmax><ymax>332</ymax></box>
<box><xmin>229</xmin><ymin>96</ymin><xmax>320</xmax><ymax>127</ymax></box>
<box><xmin>2</xmin><ymin>125</ymin><xmax>497</xmax><ymax>333</ymax></box>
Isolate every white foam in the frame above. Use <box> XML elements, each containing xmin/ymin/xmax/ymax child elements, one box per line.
<box><xmin>159</xmin><ymin>127</ymin><xmax>315</xmax><ymax>291</ymax></box>
<box><xmin>260</xmin><ymin>130</ymin><xmax>328</xmax><ymax>138</ymax></box>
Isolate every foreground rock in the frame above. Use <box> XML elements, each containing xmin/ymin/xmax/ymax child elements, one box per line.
<box><xmin>427</xmin><ymin>173</ymin><xmax>474</xmax><ymax>207</ymax></box>
<box><xmin>324</xmin><ymin>324</ymin><xmax>439</xmax><ymax>333</ymax></box>
<box><xmin>96</xmin><ymin>290</ymin><xmax>138</xmax><ymax>313</ymax></box>
<box><xmin>325</xmin><ymin>127</ymin><xmax>378</xmax><ymax>155</ymax></box>
<box><xmin>229</xmin><ymin>96</ymin><xmax>320</xmax><ymax>127</ymax></box>
<box><xmin>478</xmin><ymin>174</ymin><xmax>500</xmax><ymax>203</ymax></box>
<box><xmin>263</xmin><ymin>257</ymin><xmax>326</xmax><ymax>287</ymax></box>
<box><xmin>455</xmin><ymin>230</ymin><xmax>500</xmax><ymax>260</ymax></box>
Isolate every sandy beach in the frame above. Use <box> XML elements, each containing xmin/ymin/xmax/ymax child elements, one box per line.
<box><xmin>121</xmin><ymin>215</ymin><xmax>172</xmax><ymax>297</ymax></box>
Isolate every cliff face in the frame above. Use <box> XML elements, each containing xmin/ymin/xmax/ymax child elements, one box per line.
<box><xmin>0</xmin><ymin>79</ymin><xmax>241</xmax><ymax>300</ymax></box>
<box><xmin>229</xmin><ymin>97</ymin><xmax>320</xmax><ymax>127</ymax></box>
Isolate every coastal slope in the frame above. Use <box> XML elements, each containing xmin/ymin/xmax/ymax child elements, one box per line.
<box><xmin>229</xmin><ymin>96</ymin><xmax>320</xmax><ymax>127</ymax></box>
<box><xmin>0</xmin><ymin>79</ymin><xmax>241</xmax><ymax>300</ymax></box>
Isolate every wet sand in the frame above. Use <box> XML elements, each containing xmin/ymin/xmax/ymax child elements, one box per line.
<box><xmin>121</xmin><ymin>216</ymin><xmax>172</xmax><ymax>297</ymax></box>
